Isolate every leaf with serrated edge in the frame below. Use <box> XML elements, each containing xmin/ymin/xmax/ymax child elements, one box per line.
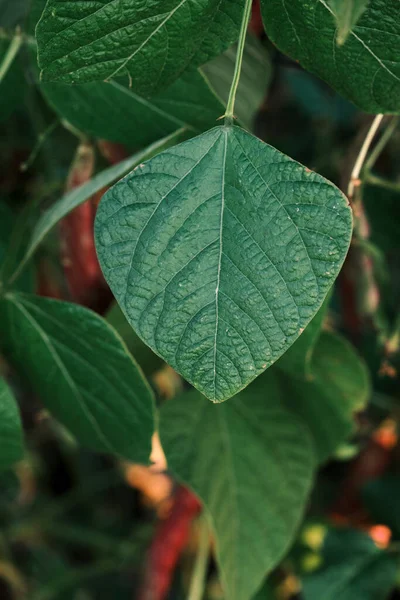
<box><xmin>0</xmin><ymin>376</ymin><xmax>24</xmax><ymax>471</ymax></box>
<box><xmin>261</xmin><ymin>0</ymin><xmax>400</xmax><ymax>114</ymax></box>
<box><xmin>36</xmin><ymin>0</ymin><xmax>245</xmax><ymax>95</ymax></box>
<box><xmin>160</xmin><ymin>376</ymin><xmax>315</xmax><ymax>600</ymax></box>
<box><xmin>0</xmin><ymin>294</ymin><xmax>155</xmax><ymax>463</ymax></box>
<box><xmin>96</xmin><ymin>125</ymin><xmax>352</xmax><ymax>402</ymax></box>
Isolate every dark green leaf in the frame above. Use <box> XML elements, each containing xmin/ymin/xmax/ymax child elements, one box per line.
<box><xmin>282</xmin><ymin>331</ymin><xmax>370</xmax><ymax>462</ymax></box>
<box><xmin>202</xmin><ymin>34</ymin><xmax>271</xmax><ymax>129</ymax></box>
<box><xmin>261</xmin><ymin>0</ymin><xmax>400</xmax><ymax>114</ymax></box>
<box><xmin>362</xmin><ymin>475</ymin><xmax>400</xmax><ymax>537</ymax></box>
<box><xmin>0</xmin><ymin>294</ymin><xmax>155</xmax><ymax>462</ymax></box>
<box><xmin>40</xmin><ymin>70</ymin><xmax>223</xmax><ymax>147</ymax></box>
<box><xmin>328</xmin><ymin>0</ymin><xmax>370</xmax><ymax>45</ymax></box>
<box><xmin>0</xmin><ymin>38</ymin><xmax>25</xmax><ymax>123</ymax></box>
<box><xmin>36</xmin><ymin>0</ymin><xmax>245</xmax><ymax>95</ymax></box>
<box><xmin>160</xmin><ymin>376</ymin><xmax>315</xmax><ymax>600</ymax></box>
<box><xmin>0</xmin><ymin>0</ymin><xmax>29</xmax><ymax>28</ymax></box>
<box><xmin>0</xmin><ymin>376</ymin><xmax>24</xmax><ymax>470</ymax></box>
<box><xmin>0</xmin><ymin>202</ymin><xmax>35</xmax><ymax>293</ymax></box>
<box><xmin>95</xmin><ymin>125</ymin><xmax>352</xmax><ymax>402</ymax></box>
<box><xmin>303</xmin><ymin>528</ymin><xmax>397</xmax><ymax>600</ymax></box>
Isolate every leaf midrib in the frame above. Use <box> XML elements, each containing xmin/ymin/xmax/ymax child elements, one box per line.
<box><xmin>212</xmin><ymin>128</ymin><xmax>228</xmax><ymax>397</ymax></box>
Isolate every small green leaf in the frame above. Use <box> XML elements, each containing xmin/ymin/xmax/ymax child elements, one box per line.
<box><xmin>261</xmin><ymin>0</ymin><xmax>400</xmax><ymax>114</ymax></box>
<box><xmin>95</xmin><ymin>125</ymin><xmax>352</xmax><ymax>402</ymax></box>
<box><xmin>282</xmin><ymin>331</ymin><xmax>370</xmax><ymax>462</ymax></box>
<box><xmin>303</xmin><ymin>528</ymin><xmax>397</xmax><ymax>600</ymax></box>
<box><xmin>202</xmin><ymin>34</ymin><xmax>271</xmax><ymax>129</ymax></box>
<box><xmin>0</xmin><ymin>376</ymin><xmax>24</xmax><ymax>470</ymax></box>
<box><xmin>0</xmin><ymin>294</ymin><xmax>155</xmax><ymax>462</ymax></box>
<box><xmin>36</xmin><ymin>0</ymin><xmax>245</xmax><ymax>95</ymax></box>
<box><xmin>160</xmin><ymin>376</ymin><xmax>315</xmax><ymax>600</ymax></box>
<box><xmin>328</xmin><ymin>0</ymin><xmax>370</xmax><ymax>45</ymax></box>
<box><xmin>40</xmin><ymin>70</ymin><xmax>223</xmax><ymax>147</ymax></box>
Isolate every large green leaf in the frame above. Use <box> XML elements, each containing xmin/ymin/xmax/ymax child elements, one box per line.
<box><xmin>40</xmin><ymin>70</ymin><xmax>223</xmax><ymax>147</ymax></box>
<box><xmin>0</xmin><ymin>376</ymin><xmax>24</xmax><ymax>470</ymax></box>
<box><xmin>160</xmin><ymin>376</ymin><xmax>315</xmax><ymax>600</ymax></box>
<box><xmin>303</xmin><ymin>528</ymin><xmax>397</xmax><ymax>600</ymax></box>
<box><xmin>36</xmin><ymin>0</ymin><xmax>245</xmax><ymax>95</ymax></box>
<box><xmin>260</xmin><ymin>0</ymin><xmax>400</xmax><ymax>114</ymax></box>
<box><xmin>0</xmin><ymin>294</ymin><xmax>155</xmax><ymax>463</ymax></box>
<box><xmin>282</xmin><ymin>331</ymin><xmax>369</xmax><ymax>462</ymax></box>
<box><xmin>95</xmin><ymin>125</ymin><xmax>352</xmax><ymax>402</ymax></box>
<box><xmin>202</xmin><ymin>34</ymin><xmax>271</xmax><ymax>129</ymax></box>
<box><xmin>328</xmin><ymin>0</ymin><xmax>370</xmax><ymax>45</ymax></box>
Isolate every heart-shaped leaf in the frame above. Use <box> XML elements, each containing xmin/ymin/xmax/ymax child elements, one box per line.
<box><xmin>36</xmin><ymin>0</ymin><xmax>245</xmax><ymax>95</ymax></box>
<box><xmin>160</xmin><ymin>375</ymin><xmax>315</xmax><ymax>600</ymax></box>
<box><xmin>260</xmin><ymin>0</ymin><xmax>400</xmax><ymax>114</ymax></box>
<box><xmin>0</xmin><ymin>294</ymin><xmax>155</xmax><ymax>462</ymax></box>
<box><xmin>95</xmin><ymin>125</ymin><xmax>352</xmax><ymax>402</ymax></box>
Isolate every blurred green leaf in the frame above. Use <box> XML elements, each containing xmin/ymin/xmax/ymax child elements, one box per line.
<box><xmin>160</xmin><ymin>374</ymin><xmax>315</xmax><ymax>600</ymax></box>
<box><xmin>282</xmin><ymin>332</ymin><xmax>370</xmax><ymax>462</ymax></box>
<box><xmin>0</xmin><ymin>376</ymin><xmax>24</xmax><ymax>471</ymax></box>
<box><xmin>303</xmin><ymin>528</ymin><xmax>397</xmax><ymax>600</ymax></box>
<box><xmin>0</xmin><ymin>37</ymin><xmax>25</xmax><ymax>123</ymax></box>
<box><xmin>0</xmin><ymin>294</ymin><xmax>155</xmax><ymax>462</ymax></box>
<box><xmin>40</xmin><ymin>70</ymin><xmax>224</xmax><ymax>148</ymax></box>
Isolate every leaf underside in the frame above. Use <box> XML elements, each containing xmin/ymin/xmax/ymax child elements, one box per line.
<box><xmin>96</xmin><ymin>125</ymin><xmax>352</xmax><ymax>402</ymax></box>
<box><xmin>261</xmin><ymin>0</ymin><xmax>400</xmax><ymax>114</ymax></box>
<box><xmin>36</xmin><ymin>0</ymin><xmax>245</xmax><ymax>95</ymax></box>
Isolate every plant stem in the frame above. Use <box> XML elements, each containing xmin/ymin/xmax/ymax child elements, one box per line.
<box><xmin>347</xmin><ymin>114</ymin><xmax>384</xmax><ymax>201</ymax></box>
<box><xmin>0</xmin><ymin>28</ymin><xmax>23</xmax><ymax>84</ymax></box>
<box><xmin>364</xmin><ymin>116</ymin><xmax>399</xmax><ymax>173</ymax></box>
<box><xmin>364</xmin><ymin>172</ymin><xmax>400</xmax><ymax>193</ymax></box>
<box><xmin>188</xmin><ymin>517</ymin><xmax>210</xmax><ymax>600</ymax></box>
<box><xmin>224</xmin><ymin>0</ymin><xmax>253</xmax><ymax>123</ymax></box>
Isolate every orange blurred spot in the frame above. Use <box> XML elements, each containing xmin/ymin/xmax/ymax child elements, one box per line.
<box><xmin>369</xmin><ymin>525</ymin><xmax>392</xmax><ymax>549</ymax></box>
<box><xmin>373</xmin><ymin>419</ymin><xmax>398</xmax><ymax>450</ymax></box>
